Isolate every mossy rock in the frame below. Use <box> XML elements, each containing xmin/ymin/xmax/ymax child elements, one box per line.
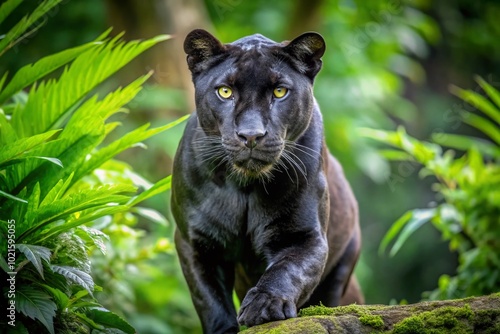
<box><xmin>240</xmin><ymin>293</ymin><xmax>500</xmax><ymax>334</ymax></box>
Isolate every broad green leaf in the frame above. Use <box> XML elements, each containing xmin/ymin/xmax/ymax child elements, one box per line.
<box><xmin>16</xmin><ymin>244</ymin><xmax>51</xmax><ymax>278</ymax></box>
<box><xmin>0</xmin><ymin>0</ymin><xmax>23</xmax><ymax>25</ymax></box>
<box><xmin>128</xmin><ymin>175</ymin><xmax>171</xmax><ymax>206</ymax></box>
<box><xmin>51</xmin><ymin>265</ymin><xmax>94</xmax><ymax>296</ymax></box>
<box><xmin>86</xmin><ymin>307</ymin><xmax>135</xmax><ymax>334</ymax></box>
<box><xmin>16</xmin><ymin>287</ymin><xmax>56</xmax><ymax>334</ymax></box>
<box><xmin>389</xmin><ymin>208</ymin><xmax>436</xmax><ymax>257</ymax></box>
<box><xmin>0</xmin><ymin>0</ymin><xmax>63</xmax><ymax>56</ymax></box>
<box><xmin>464</xmin><ymin>114</ymin><xmax>500</xmax><ymax>145</ymax></box>
<box><xmin>0</xmin><ymin>41</ymin><xmax>100</xmax><ymax>104</ymax></box>
<box><xmin>40</xmin><ymin>284</ymin><xmax>69</xmax><ymax>310</ymax></box>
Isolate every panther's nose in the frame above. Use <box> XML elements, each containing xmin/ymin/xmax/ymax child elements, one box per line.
<box><xmin>236</xmin><ymin>130</ymin><xmax>267</xmax><ymax>149</ymax></box>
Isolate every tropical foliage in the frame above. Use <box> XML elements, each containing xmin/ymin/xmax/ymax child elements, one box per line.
<box><xmin>366</xmin><ymin>77</ymin><xmax>500</xmax><ymax>300</ymax></box>
<box><xmin>0</xmin><ymin>0</ymin><xmax>184</xmax><ymax>332</ymax></box>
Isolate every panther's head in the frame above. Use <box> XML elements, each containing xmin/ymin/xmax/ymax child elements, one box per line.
<box><xmin>184</xmin><ymin>29</ymin><xmax>325</xmax><ymax>182</ymax></box>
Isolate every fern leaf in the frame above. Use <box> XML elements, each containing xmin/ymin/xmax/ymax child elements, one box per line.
<box><xmin>20</xmin><ymin>182</ymin><xmax>41</xmax><ymax>230</ymax></box>
<box><xmin>16</xmin><ymin>287</ymin><xmax>57</xmax><ymax>334</ymax></box>
<box><xmin>15</xmin><ymin>244</ymin><xmax>51</xmax><ymax>278</ymax></box>
<box><xmin>17</xmin><ymin>184</ymin><xmax>135</xmax><ymax>242</ymax></box>
<box><xmin>39</xmin><ymin>173</ymin><xmax>74</xmax><ymax>207</ymax></box>
<box><xmin>37</xmin><ymin>205</ymin><xmax>129</xmax><ymax>243</ymax></box>
<box><xmin>0</xmin><ymin>129</ymin><xmax>59</xmax><ymax>167</ymax></box>
<box><xmin>0</xmin><ymin>0</ymin><xmax>22</xmax><ymax>25</ymax></box>
<box><xmin>0</xmin><ymin>0</ymin><xmax>62</xmax><ymax>56</ymax></box>
<box><xmin>465</xmin><ymin>114</ymin><xmax>500</xmax><ymax>145</ymax></box>
<box><xmin>450</xmin><ymin>84</ymin><xmax>500</xmax><ymax>125</ymax></box>
<box><xmin>476</xmin><ymin>76</ymin><xmax>500</xmax><ymax>118</ymax></box>
<box><xmin>11</xmin><ymin>34</ymin><xmax>169</xmax><ymax>137</ymax></box>
<box><xmin>51</xmin><ymin>265</ymin><xmax>94</xmax><ymax>296</ymax></box>
<box><xmin>0</xmin><ymin>42</ymin><xmax>100</xmax><ymax>104</ymax></box>
<box><xmin>76</xmin><ymin>115</ymin><xmax>188</xmax><ymax>183</ymax></box>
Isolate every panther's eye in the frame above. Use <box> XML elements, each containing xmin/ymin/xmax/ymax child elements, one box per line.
<box><xmin>273</xmin><ymin>87</ymin><xmax>288</xmax><ymax>99</ymax></box>
<box><xmin>218</xmin><ymin>86</ymin><xmax>233</xmax><ymax>99</ymax></box>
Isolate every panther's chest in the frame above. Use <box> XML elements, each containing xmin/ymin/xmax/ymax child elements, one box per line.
<box><xmin>188</xmin><ymin>182</ymin><xmax>278</xmax><ymax>255</ymax></box>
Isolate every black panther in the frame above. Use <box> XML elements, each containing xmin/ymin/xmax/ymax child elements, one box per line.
<box><xmin>171</xmin><ymin>29</ymin><xmax>363</xmax><ymax>334</ymax></box>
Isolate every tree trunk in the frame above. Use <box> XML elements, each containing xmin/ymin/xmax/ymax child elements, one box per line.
<box><xmin>240</xmin><ymin>293</ymin><xmax>500</xmax><ymax>333</ymax></box>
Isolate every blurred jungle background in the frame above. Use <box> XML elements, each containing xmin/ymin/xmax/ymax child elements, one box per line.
<box><xmin>2</xmin><ymin>0</ymin><xmax>499</xmax><ymax>333</ymax></box>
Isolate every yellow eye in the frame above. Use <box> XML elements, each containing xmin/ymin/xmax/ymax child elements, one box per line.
<box><xmin>218</xmin><ymin>86</ymin><xmax>233</xmax><ymax>99</ymax></box>
<box><xmin>273</xmin><ymin>87</ymin><xmax>288</xmax><ymax>98</ymax></box>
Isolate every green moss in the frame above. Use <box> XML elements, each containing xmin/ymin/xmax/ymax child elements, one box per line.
<box><xmin>240</xmin><ymin>317</ymin><xmax>331</xmax><ymax>334</ymax></box>
<box><xmin>360</xmin><ymin>314</ymin><xmax>385</xmax><ymax>329</ymax></box>
<box><xmin>392</xmin><ymin>305</ymin><xmax>474</xmax><ymax>334</ymax></box>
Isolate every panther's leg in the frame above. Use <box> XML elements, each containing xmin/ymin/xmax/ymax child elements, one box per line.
<box><xmin>237</xmin><ymin>229</ymin><xmax>328</xmax><ymax>327</ymax></box>
<box><xmin>175</xmin><ymin>230</ymin><xmax>238</xmax><ymax>334</ymax></box>
<box><xmin>302</xmin><ymin>230</ymin><xmax>363</xmax><ymax>307</ymax></box>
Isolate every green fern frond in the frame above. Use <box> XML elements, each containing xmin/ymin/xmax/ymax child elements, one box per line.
<box><xmin>0</xmin><ymin>129</ymin><xmax>60</xmax><ymax>168</ymax></box>
<box><xmin>11</xmin><ymin>34</ymin><xmax>169</xmax><ymax>138</ymax></box>
<box><xmin>0</xmin><ymin>41</ymin><xmax>100</xmax><ymax>104</ymax></box>
<box><xmin>0</xmin><ymin>0</ymin><xmax>62</xmax><ymax>56</ymax></box>
<box><xmin>15</xmin><ymin>244</ymin><xmax>51</xmax><ymax>278</ymax></box>
<box><xmin>18</xmin><ymin>184</ymin><xmax>136</xmax><ymax>242</ymax></box>
<box><xmin>39</xmin><ymin>173</ymin><xmax>74</xmax><ymax>207</ymax></box>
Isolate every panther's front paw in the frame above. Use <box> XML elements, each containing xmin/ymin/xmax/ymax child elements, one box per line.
<box><xmin>237</xmin><ymin>287</ymin><xmax>297</xmax><ymax>327</ymax></box>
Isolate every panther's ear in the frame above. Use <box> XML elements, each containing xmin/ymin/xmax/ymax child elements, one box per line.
<box><xmin>283</xmin><ymin>32</ymin><xmax>325</xmax><ymax>80</ymax></box>
<box><xmin>184</xmin><ymin>29</ymin><xmax>225</xmax><ymax>73</ymax></box>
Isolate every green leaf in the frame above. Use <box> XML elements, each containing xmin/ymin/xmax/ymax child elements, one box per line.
<box><xmin>128</xmin><ymin>175</ymin><xmax>171</xmax><ymax>206</ymax></box>
<box><xmin>18</xmin><ymin>184</ymin><xmax>135</xmax><ymax>242</ymax></box>
<box><xmin>0</xmin><ymin>42</ymin><xmax>100</xmax><ymax>104</ymax></box>
<box><xmin>0</xmin><ymin>129</ymin><xmax>60</xmax><ymax>167</ymax></box>
<box><xmin>476</xmin><ymin>76</ymin><xmax>500</xmax><ymax>113</ymax></box>
<box><xmin>379</xmin><ymin>210</ymin><xmax>413</xmax><ymax>255</ymax></box>
<box><xmin>40</xmin><ymin>284</ymin><xmax>69</xmax><ymax>310</ymax></box>
<box><xmin>378</xmin><ymin>149</ymin><xmax>414</xmax><ymax>161</ymax></box>
<box><xmin>450</xmin><ymin>84</ymin><xmax>500</xmax><ymax>125</ymax></box>
<box><xmin>75</xmin><ymin>114</ymin><xmax>188</xmax><ymax>183</ymax></box>
<box><xmin>132</xmin><ymin>207</ymin><xmax>168</xmax><ymax>226</ymax></box>
<box><xmin>51</xmin><ymin>265</ymin><xmax>94</xmax><ymax>296</ymax></box>
<box><xmin>15</xmin><ymin>244</ymin><xmax>51</xmax><ymax>278</ymax></box>
<box><xmin>86</xmin><ymin>307</ymin><xmax>136</xmax><ymax>334</ymax></box>
<box><xmin>0</xmin><ymin>189</ymin><xmax>28</xmax><ymax>203</ymax></box>
<box><xmin>0</xmin><ymin>0</ymin><xmax>23</xmax><ymax>25</ymax></box>
<box><xmin>11</xmin><ymin>34</ymin><xmax>170</xmax><ymax>137</ymax></box>
<box><xmin>0</xmin><ymin>255</ymin><xmax>9</xmax><ymax>272</ymax></box>
<box><xmin>464</xmin><ymin>114</ymin><xmax>500</xmax><ymax>145</ymax></box>
<box><xmin>76</xmin><ymin>226</ymin><xmax>109</xmax><ymax>255</ymax></box>
<box><xmin>389</xmin><ymin>208</ymin><xmax>436</xmax><ymax>257</ymax></box>
<box><xmin>16</xmin><ymin>287</ymin><xmax>57</xmax><ymax>334</ymax></box>
<box><xmin>0</xmin><ymin>0</ymin><xmax>63</xmax><ymax>56</ymax></box>
<box><xmin>432</xmin><ymin>133</ymin><xmax>500</xmax><ymax>158</ymax></box>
